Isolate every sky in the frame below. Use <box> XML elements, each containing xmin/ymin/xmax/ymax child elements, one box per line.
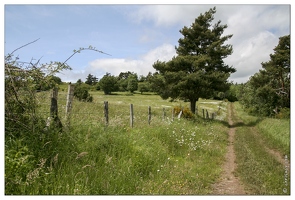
<box><xmin>3</xmin><ymin>2</ymin><xmax>291</xmax><ymax>84</ymax></box>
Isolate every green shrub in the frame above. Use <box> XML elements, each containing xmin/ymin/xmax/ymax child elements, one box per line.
<box><xmin>74</xmin><ymin>84</ymin><xmax>93</xmax><ymax>102</ymax></box>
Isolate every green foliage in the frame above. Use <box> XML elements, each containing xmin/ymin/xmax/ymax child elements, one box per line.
<box><xmin>118</xmin><ymin>71</ymin><xmax>138</xmax><ymax>92</ymax></box>
<box><xmin>74</xmin><ymin>83</ymin><xmax>93</xmax><ymax>102</ymax></box>
<box><xmin>95</xmin><ymin>82</ymin><xmax>101</xmax><ymax>90</ymax></box>
<box><xmin>99</xmin><ymin>72</ymin><xmax>119</xmax><ymax>95</ymax></box>
<box><xmin>5</xmin><ymin>138</ymin><xmax>35</xmax><ymax>194</ymax></box>
<box><xmin>85</xmin><ymin>74</ymin><xmax>98</xmax><ymax>86</ymax></box>
<box><xmin>239</xmin><ymin>35</ymin><xmax>290</xmax><ymax>117</ymax></box>
<box><xmin>127</xmin><ymin>75</ymin><xmax>138</xmax><ymax>93</ymax></box>
<box><xmin>152</xmin><ymin>7</ymin><xmax>235</xmax><ymax>112</ymax></box>
<box><xmin>76</xmin><ymin>78</ymin><xmax>83</xmax><ymax>84</ymax></box>
<box><xmin>138</xmin><ymin>82</ymin><xmax>150</xmax><ymax>94</ymax></box>
<box><xmin>5</xmin><ymin>42</ymin><xmax>107</xmax><ymax>194</ymax></box>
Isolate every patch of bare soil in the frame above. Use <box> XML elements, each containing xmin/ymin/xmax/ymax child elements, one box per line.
<box><xmin>211</xmin><ymin>103</ymin><xmax>246</xmax><ymax>195</ymax></box>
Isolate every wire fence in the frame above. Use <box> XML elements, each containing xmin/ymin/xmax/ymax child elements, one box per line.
<box><xmin>34</xmin><ymin>86</ymin><xmax>226</xmax><ymax>130</ymax></box>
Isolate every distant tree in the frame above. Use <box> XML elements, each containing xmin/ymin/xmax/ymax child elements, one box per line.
<box><xmin>138</xmin><ymin>75</ymin><xmax>146</xmax><ymax>82</ymax></box>
<box><xmin>118</xmin><ymin>71</ymin><xmax>137</xmax><ymax>91</ymax></box>
<box><xmin>85</xmin><ymin>74</ymin><xmax>98</xmax><ymax>86</ymax></box>
<box><xmin>224</xmin><ymin>84</ymin><xmax>238</xmax><ymax>102</ymax></box>
<box><xmin>118</xmin><ymin>71</ymin><xmax>134</xmax><ymax>80</ymax></box>
<box><xmin>76</xmin><ymin>78</ymin><xmax>83</xmax><ymax>85</ymax></box>
<box><xmin>127</xmin><ymin>75</ymin><xmax>138</xmax><ymax>93</ymax></box>
<box><xmin>51</xmin><ymin>75</ymin><xmax>62</xmax><ymax>85</ymax></box>
<box><xmin>138</xmin><ymin>82</ymin><xmax>150</xmax><ymax>94</ymax></box>
<box><xmin>152</xmin><ymin>7</ymin><xmax>235</xmax><ymax>112</ymax></box>
<box><xmin>99</xmin><ymin>72</ymin><xmax>119</xmax><ymax>94</ymax></box>
<box><xmin>74</xmin><ymin>83</ymin><xmax>93</xmax><ymax>102</ymax></box>
<box><xmin>95</xmin><ymin>82</ymin><xmax>100</xmax><ymax>90</ymax></box>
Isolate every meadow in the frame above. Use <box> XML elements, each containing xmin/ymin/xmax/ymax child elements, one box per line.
<box><xmin>6</xmin><ymin>89</ymin><xmax>230</xmax><ymax>194</ymax></box>
<box><xmin>6</xmin><ymin>87</ymin><xmax>290</xmax><ymax>195</ymax></box>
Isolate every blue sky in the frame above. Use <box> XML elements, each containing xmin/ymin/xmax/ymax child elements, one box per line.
<box><xmin>4</xmin><ymin>3</ymin><xmax>291</xmax><ymax>83</ymax></box>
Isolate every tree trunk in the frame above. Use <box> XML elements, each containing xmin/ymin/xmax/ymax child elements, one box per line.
<box><xmin>190</xmin><ymin>99</ymin><xmax>197</xmax><ymax>113</ymax></box>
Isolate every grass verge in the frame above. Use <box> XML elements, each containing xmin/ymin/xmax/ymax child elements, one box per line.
<box><xmin>233</xmin><ymin>102</ymin><xmax>290</xmax><ymax>195</ymax></box>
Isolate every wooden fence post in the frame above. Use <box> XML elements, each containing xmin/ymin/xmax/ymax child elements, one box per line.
<box><xmin>206</xmin><ymin>109</ymin><xmax>209</xmax><ymax>119</ymax></box>
<box><xmin>104</xmin><ymin>101</ymin><xmax>109</xmax><ymax>126</ymax></box>
<box><xmin>65</xmin><ymin>84</ymin><xmax>74</xmax><ymax>127</ymax></box>
<box><xmin>130</xmin><ymin>104</ymin><xmax>134</xmax><ymax>128</ymax></box>
<box><xmin>148</xmin><ymin>106</ymin><xmax>151</xmax><ymax>125</ymax></box>
<box><xmin>162</xmin><ymin>107</ymin><xmax>166</xmax><ymax>120</ymax></box>
<box><xmin>202</xmin><ymin>109</ymin><xmax>205</xmax><ymax>118</ymax></box>
<box><xmin>50</xmin><ymin>87</ymin><xmax>62</xmax><ymax>129</ymax></box>
<box><xmin>211</xmin><ymin>112</ymin><xmax>214</xmax><ymax>119</ymax></box>
<box><xmin>172</xmin><ymin>108</ymin><xmax>174</xmax><ymax>121</ymax></box>
<box><xmin>195</xmin><ymin>105</ymin><xmax>198</xmax><ymax>116</ymax></box>
<box><xmin>50</xmin><ymin>88</ymin><xmax>58</xmax><ymax>118</ymax></box>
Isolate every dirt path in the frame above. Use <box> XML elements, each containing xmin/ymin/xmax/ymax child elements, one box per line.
<box><xmin>211</xmin><ymin>103</ymin><xmax>246</xmax><ymax>195</ymax></box>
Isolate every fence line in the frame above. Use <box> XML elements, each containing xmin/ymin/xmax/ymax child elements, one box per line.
<box><xmin>43</xmin><ymin>86</ymin><xmax>221</xmax><ymax>129</ymax></box>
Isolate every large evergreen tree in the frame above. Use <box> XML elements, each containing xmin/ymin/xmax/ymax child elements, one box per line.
<box><xmin>152</xmin><ymin>7</ymin><xmax>235</xmax><ymax>112</ymax></box>
<box><xmin>261</xmin><ymin>34</ymin><xmax>290</xmax><ymax>108</ymax></box>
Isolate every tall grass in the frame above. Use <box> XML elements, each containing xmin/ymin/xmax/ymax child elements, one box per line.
<box><xmin>6</xmin><ymin>92</ymin><xmax>229</xmax><ymax>194</ymax></box>
<box><xmin>234</xmin><ymin>102</ymin><xmax>290</xmax><ymax>156</ymax></box>
<box><xmin>233</xmin><ymin>102</ymin><xmax>290</xmax><ymax>195</ymax></box>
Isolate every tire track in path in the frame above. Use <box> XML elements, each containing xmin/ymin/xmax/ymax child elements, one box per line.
<box><xmin>211</xmin><ymin>103</ymin><xmax>246</xmax><ymax>195</ymax></box>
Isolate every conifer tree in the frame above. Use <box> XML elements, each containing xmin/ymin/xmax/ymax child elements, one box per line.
<box><xmin>152</xmin><ymin>7</ymin><xmax>235</xmax><ymax>112</ymax></box>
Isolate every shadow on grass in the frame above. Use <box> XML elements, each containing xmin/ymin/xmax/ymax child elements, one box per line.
<box><xmin>230</xmin><ymin>118</ymin><xmax>264</xmax><ymax>128</ymax></box>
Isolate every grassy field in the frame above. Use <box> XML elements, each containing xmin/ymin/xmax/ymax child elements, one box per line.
<box><xmin>6</xmin><ymin>88</ymin><xmax>290</xmax><ymax>195</ymax></box>
<box><xmin>6</xmin><ymin>90</ymin><xmax>230</xmax><ymax>194</ymax></box>
<box><xmin>234</xmin><ymin>102</ymin><xmax>290</xmax><ymax>156</ymax></box>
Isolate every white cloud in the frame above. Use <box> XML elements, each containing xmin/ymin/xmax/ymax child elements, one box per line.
<box><xmin>88</xmin><ymin>43</ymin><xmax>176</xmax><ymax>77</ymax></box>
<box><xmin>226</xmin><ymin>31</ymin><xmax>278</xmax><ymax>83</ymax></box>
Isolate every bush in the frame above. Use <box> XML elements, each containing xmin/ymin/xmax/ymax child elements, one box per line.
<box><xmin>74</xmin><ymin>84</ymin><xmax>93</xmax><ymax>102</ymax></box>
<box><xmin>173</xmin><ymin>106</ymin><xmax>194</xmax><ymax>119</ymax></box>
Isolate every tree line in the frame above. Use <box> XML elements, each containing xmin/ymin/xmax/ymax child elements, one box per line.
<box><xmin>74</xmin><ymin>71</ymin><xmax>163</xmax><ymax>94</ymax></box>
<box><xmin>231</xmin><ymin>35</ymin><xmax>290</xmax><ymax>118</ymax></box>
